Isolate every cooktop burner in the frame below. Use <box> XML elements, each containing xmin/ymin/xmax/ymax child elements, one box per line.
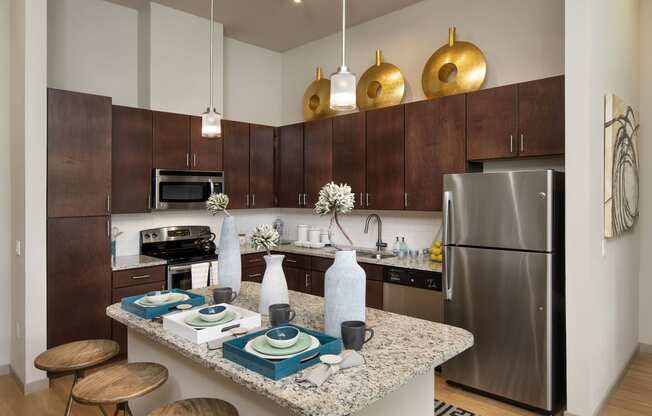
<box><xmin>140</xmin><ymin>225</ymin><xmax>218</xmax><ymax>265</ymax></box>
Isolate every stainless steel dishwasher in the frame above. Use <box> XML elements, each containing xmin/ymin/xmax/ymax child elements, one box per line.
<box><xmin>383</xmin><ymin>267</ymin><xmax>443</xmax><ymax>322</ymax></box>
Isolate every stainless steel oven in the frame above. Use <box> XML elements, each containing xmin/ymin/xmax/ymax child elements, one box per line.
<box><xmin>152</xmin><ymin>169</ymin><xmax>224</xmax><ymax>210</ymax></box>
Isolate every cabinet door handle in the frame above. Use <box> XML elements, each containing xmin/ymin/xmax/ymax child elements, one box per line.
<box><xmin>252</xmin><ymin>194</ymin><xmax>256</xmax><ymax>207</ymax></box>
<box><xmin>186</xmin><ymin>153</ymin><xmax>190</xmax><ymax>168</ymax></box>
<box><xmin>298</xmin><ymin>193</ymin><xmax>302</xmax><ymax>207</ymax></box>
<box><xmin>520</xmin><ymin>134</ymin><xmax>524</xmax><ymax>153</ymax></box>
<box><xmin>246</xmin><ymin>194</ymin><xmax>250</xmax><ymax>208</ymax></box>
<box><xmin>286</xmin><ymin>259</ymin><xmax>297</xmax><ymax>263</ymax></box>
<box><xmin>305</xmin><ymin>273</ymin><xmax>310</xmax><ymax>288</ymax></box>
<box><xmin>404</xmin><ymin>193</ymin><xmax>408</xmax><ymax>208</ymax></box>
<box><xmin>359</xmin><ymin>192</ymin><xmax>363</xmax><ymax>207</ymax></box>
<box><xmin>510</xmin><ymin>135</ymin><xmax>514</xmax><ymax>153</ymax></box>
<box><xmin>193</xmin><ymin>153</ymin><xmax>197</xmax><ymax>167</ymax></box>
<box><xmin>147</xmin><ymin>193</ymin><xmax>151</xmax><ymax>209</ymax></box>
<box><xmin>303</xmin><ymin>193</ymin><xmax>307</xmax><ymax>207</ymax></box>
<box><xmin>130</xmin><ymin>274</ymin><xmax>150</xmax><ymax>280</ymax></box>
<box><xmin>366</xmin><ymin>193</ymin><xmax>370</xmax><ymax>207</ymax></box>
<box><xmin>248</xmin><ymin>273</ymin><xmax>262</xmax><ymax>278</ymax></box>
<box><xmin>106</xmin><ymin>195</ymin><xmax>111</xmax><ymax>213</ymax></box>
<box><xmin>107</xmin><ymin>219</ymin><xmax>110</xmax><ymax>237</ymax></box>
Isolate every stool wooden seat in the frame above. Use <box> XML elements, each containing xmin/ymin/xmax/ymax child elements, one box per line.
<box><xmin>148</xmin><ymin>398</ymin><xmax>239</xmax><ymax>416</ymax></box>
<box><xmin>34</xmin><ymin>339</ymin><xmax>119</xmax><ymax>373</ymax></box>
<box><xmin>72</xmin><ymin>362</ymin><xmax>168</xmax><ymax>416</ymax></box>
<box><xmin>34</xmin><ymin>339</ymin><xmax>119</xmax><ymax>416</ymax></box>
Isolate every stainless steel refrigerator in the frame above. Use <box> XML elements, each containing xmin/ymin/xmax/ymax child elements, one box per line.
<box><xmin>442</xmin><ymin>170</ymin><xmax>565</xmax><ymax>414</ymax></box>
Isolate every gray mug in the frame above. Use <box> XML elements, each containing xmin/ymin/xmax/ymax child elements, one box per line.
<box><xmin>341</xmin><ymin>321</ymin><xmax>374</xmax><ymax>351</ymax></box>
<box><xmin>269</xmin><ymin>304</ymin><xmax>296</xmax><ymax>326</ymax></box>
<box><xmin>212</xmin><ymin>287</ymin><xmax>238</xmax><ymax>304</ymax></box>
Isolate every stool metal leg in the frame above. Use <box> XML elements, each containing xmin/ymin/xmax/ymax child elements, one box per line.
<box><xmin>115</xmin><ymin>402</ymin><xmax>133</xmax><ymax>416</ymax></box>
<box><xmin>64</xmin><ymin>370</ymin><xmax>84</xmax><ymax>416</ymax></box>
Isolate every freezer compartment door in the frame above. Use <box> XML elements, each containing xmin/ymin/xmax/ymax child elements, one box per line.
<box><xmin>443</xmin><ymin>170</ymin><xmax>558</xmax><ymax>251</ymax></box>
<box><xmin>443</xmin><ymin>246</ymin><xmax>553</xmax><ymax>411</ymax></box>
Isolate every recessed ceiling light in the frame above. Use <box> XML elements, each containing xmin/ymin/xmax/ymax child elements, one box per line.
<box><xmin>293</xmin><ymin>0</ymin><xmax>302</xmax><ymax>3</ymax></box>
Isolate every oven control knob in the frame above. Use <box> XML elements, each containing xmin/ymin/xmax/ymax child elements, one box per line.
<box><xmin>152</xmin><ymin>233</ymin><xmax>158</xmax><ymax>239</ymax></box>
<box><xmin>144</xmin><ymin>234</ymin><xmax>150</xmax><ymax>239</ymax></box>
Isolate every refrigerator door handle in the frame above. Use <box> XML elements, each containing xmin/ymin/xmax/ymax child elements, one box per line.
<box><xmin>443</xmin><ymin>245</ymin><xmax>454</xmax><ymax>301</ymax></box>
<box><xmin>443</xmin><ymin>191</ymin><xmax>453</xmax><ymax>245</ymax></box>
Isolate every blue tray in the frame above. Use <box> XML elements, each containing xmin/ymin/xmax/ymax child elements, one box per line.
<box><xmin>223</xmin><ymin>325</ymin><xmax>342</xmax><ymax>380</ymax></box>
<box><xmin>121</xmin><ymin>289</ymin><xmax>205</xmax><ymax>319</ymax></box>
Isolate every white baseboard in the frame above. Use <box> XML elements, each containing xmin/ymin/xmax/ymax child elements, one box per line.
<box><xmin>640</xmin><ymin>343</ymin><xmax>652</xmax><ymax>353</ymax></box>
<box><xmin>0</xmin><ymin>364</ymin><xmax>9</xmax><ymax>376</ymax></box>
<box><xmin>593</xmin><ymin>344</ymin><xmax>639</xmax><ymax>416</ymax></box>
<box><xmin>9</xmin><ymin>367</ymin><xmax>49</xmax><ymax>394</ymax></box>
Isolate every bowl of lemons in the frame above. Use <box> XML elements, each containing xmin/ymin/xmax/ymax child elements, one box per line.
<box><xmin>430</xmin><ymin>240</ymin><xmax>443</xmax><ymax>263</ymax></box>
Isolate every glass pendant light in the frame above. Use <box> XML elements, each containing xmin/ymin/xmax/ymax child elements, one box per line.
<box><xmin>330</xmin><ymin>0</ymin><xmax>357</xmax><ymax>111</ymax></box>
<box><xmin>202</xmin><ymin>0</ymin><xmax>222</xmax><ymax>138</ymax></box>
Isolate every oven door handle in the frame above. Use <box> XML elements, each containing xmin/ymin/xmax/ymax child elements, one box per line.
<box><xmin>168</xmin><ymin>265</ymin><xmax>192</xmax><ymax>273</ymax></box>
<box><xmin>209</xmin><ymin>179</ymin><xmax>215</xmax><ymax>196</ymax></box>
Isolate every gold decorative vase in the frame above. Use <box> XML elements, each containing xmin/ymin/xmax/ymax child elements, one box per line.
<box><xmin>302</xmin><ymin>67</ymin><xmax>335</xmax><ymax>121</ymax></box>
<box><xmin>422</xmin><ymin>27</ymin><xmax>487</xmax><ymax>99</ymax></box>
<box><xmin>356</xmin><ymin>49</ymin><xmax>405</xmax><ymax>111</ymax></box>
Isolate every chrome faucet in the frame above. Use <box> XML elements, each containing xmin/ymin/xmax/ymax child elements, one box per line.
<box><xmin>364</xmin><ymin>214</ymin><xmax>387</xmax><ymax>252</ymax></box>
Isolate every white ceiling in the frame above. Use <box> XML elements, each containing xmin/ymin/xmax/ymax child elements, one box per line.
<box><xmin>108</xmin><ymin>0</ymin><xmax>426</xmax><ymax>52</ymax></box>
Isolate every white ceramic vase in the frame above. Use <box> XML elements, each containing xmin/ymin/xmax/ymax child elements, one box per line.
<box><xmin>217</xmin><ymin>215</ymin><xmax>242</xmax><ymax>294</ymax></box>
<box><xmin>258</xmin><ymin>254</ymin><xmax>289</xmax><ymax>315</ymax></box>
<box><xmin>324</xmin><ymin>250</ymin><xmax>366</xmax><ymax>337</ymax></box>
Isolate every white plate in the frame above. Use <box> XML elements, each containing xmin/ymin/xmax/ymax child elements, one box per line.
<box><xmin>308</xmin><ymin>242</ymin><xmax>326</xmax><ymax>249</ymax></box>
<box><xmin>135</xmin><ymin>293</ymin><xmax>189</xmax><ymax>308</ymax></box>
<box><xmin>244</xmin><ymin>334</ymin><xmax>320</xmax><ymax>360</ymax></box>
<box><xmin>293</xmin><ymin>241</ymin><xmax>309</xmax><ymax>248</ymax></box>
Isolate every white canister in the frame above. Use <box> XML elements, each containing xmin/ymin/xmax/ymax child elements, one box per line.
<box><xmin>297</xmin><ymin>224</ymin><xmax>309</xmax><ymax>242</ymax></box>
<box><xmin>320</xmin><ymin>231</ymin><xmax>330</xmax><ymax>245</ymax></box>
<box><xmin>308</xmin><ymin>228</ymin><xmax>321</xmax><ymax>244</ymax></box>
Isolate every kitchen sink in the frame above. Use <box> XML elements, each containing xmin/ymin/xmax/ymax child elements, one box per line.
<box><xmin>356</xmin><ymin>251</ymin><xmax>396</xmax><ymax>260</ymax></box>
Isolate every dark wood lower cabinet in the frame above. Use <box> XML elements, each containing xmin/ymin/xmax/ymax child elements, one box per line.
<box><xmin>366</xmin><ymin>280</ymin><xmax>383</xmax><ymax>310</ymax></box>
<box><xmin>47</xmin><ymin>217</ymin><xmax>111</xmax><ymax>348</ymax></box>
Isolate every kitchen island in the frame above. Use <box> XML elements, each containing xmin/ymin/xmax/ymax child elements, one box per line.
<box><xmin>106</xmin><ymin>282</ymin><xmax>473</xmax><ymax>416</ymax></box>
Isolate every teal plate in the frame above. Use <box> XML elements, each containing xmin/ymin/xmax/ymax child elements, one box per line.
<box><xmin>251</xmin><ymin>333</ymin><xmax>312</xmax><ymax>356</ymax></box>
<box><xmin>184</xmin><ymin>310</ymin><xmax>237</xmax><ymax>328</ymax></box>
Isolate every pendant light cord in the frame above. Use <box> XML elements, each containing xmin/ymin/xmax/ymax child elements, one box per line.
<box><xmin>341</xmin><ymin>0</ymin><xmax>346</xmax><ymax>67</ymax></box>
<box><xmin>209</xmin><ymin>0</ymin><xmax>214</xmax><ymax>110</ymax></box>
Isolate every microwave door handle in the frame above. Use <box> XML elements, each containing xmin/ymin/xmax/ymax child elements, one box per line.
<box><xmin>209</xmin><ymin>180</ymin><xmax>215</xmax><ymax>196</ymax></box>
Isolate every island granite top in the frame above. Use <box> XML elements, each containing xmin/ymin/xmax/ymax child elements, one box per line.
<box><xmin>111</xmin><ymin>254</ymin><xmax>167</xmax><ymax>271</ymax></box>
<box><xmin>107</xmin><ymin>282</ymin><xmax>472</xmax><ymax>416</ymax></box>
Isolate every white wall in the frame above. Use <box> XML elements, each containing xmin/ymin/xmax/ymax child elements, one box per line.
<box><xmin>47</xmin><ymin>0</ymin><xmax>139</xmax><ymax>106</ymax></box>
<box><xmin>148</xmin><ymin>2</ymin><xmax>223</xmax><ymax>115</ymax></box>
<box><xmin>0</xmin><ymin>0</ymin><xmax>11</xmax><ymax>370</ymax></box>
<box><xmin>223</xmin><ymin>37</ymin><xmax>282</xmax><ymax>126</ymax></box>
<box><xmin>281</xmin><ymin>0</ymin><xmax>564</xmax><ymax>124</ymax></box>
<box><xmin>639</xmin><ymin>1</ymin><xmax>652</xmax><ymax>349</ymax></box>
<box><xmin>565</xmin><ymin>0</ymin><xmax>641</xmax><ymax>415</ymax></box>
<box><xmin>11</xmin><ymin>0</ymin><xmax>48</xmax><ymax>389</ymax></box>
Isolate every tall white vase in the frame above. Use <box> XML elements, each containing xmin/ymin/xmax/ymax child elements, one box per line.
<box><xmin>324</xmin><ymin>250</ymin><xmax>366</xmax><ymax>337</ymax></box>
<box><xmin>218</xmin><ymin>215</ymin><xmax>242</xmax><ymax>294</ymax></box>
<box><xmin>258</xmin><ymin>255</ymin><xmax>289</xmax><ymax>315</ymax></box>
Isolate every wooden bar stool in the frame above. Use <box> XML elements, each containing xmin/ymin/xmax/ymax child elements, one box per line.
<box><xmin>148</xmin><ymin>398</ymin><xmax>239</xmax><ymax>416</ymax></box>
<box><xmin>34</xmin><ymin>339</ymin><xmax>120</xmax><ymax>416</ymax></box>
<box><xmin>72</xmin><ymin>362</ymin><xmax>168</xmax><ymax>416</ymax></box>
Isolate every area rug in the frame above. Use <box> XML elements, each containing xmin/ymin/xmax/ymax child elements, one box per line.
<box><xmin>435</xmin><ymin>399</ymin><xmax>476</xmax><ymax>416</ymax></box>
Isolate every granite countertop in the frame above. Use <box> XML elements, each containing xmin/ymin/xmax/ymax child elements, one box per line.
<box><xmin>241</xmin><ymin>244</ymin><xmax>443</xmax><ymax>273</ymax></box>
<box><xmin>111</xmin><ymin>255</ymin><xmax>168</xmax><ymax>271</ymax></box>
<box><xmin>107</xmin><ymin>282</ymin><xmax>473</xmax><ymax>416</ymax></box>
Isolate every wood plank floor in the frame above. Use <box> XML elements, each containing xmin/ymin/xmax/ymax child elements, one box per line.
<box><xmin>0</xmin><ymin>352</ymin><xmax>650</xmax><ymax>415</ymax></box>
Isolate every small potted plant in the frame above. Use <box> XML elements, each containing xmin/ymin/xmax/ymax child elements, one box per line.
<box><xmin>207</xmin><ymin>193</ymin><xmax>241</xmax><ymax>294</ymax></box>
<box><xmin>314</xmin><ymin>182</ymin><xmax>366</xmax><ymax>337</ymax></box>
<box><xmin>250</xmin><ymin>224</ymin><xmax>286</xmax><ymax>315</ymax></box>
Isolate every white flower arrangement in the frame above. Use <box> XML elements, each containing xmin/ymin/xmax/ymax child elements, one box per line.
<box><xmin>206</xmin><ymin>193</ymin><xmax>230</xmax><ymax>216</ymax></box>
<box><xmin>314</xmin><ymin>182</ymin><xmax>355</xmax><ymax>248</ymax></box>
<box><xmin>251</xmin><ymin>224</ymin><xmax>280</xmax><ymax>256</ymax></box>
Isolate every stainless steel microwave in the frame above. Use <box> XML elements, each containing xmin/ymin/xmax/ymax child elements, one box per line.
<box><xmin>152</xmin><ymin>169</ymin><xmax>224</xmax><ymax>210</ymax></box>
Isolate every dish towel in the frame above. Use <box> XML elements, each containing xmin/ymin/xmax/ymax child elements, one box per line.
<box><xmin>190</xmin><ymin>262</ymin><xmax>210</xmax><ymax>289</ymax></box>
<box><xmin>209</xmin><ymin>260</ymin><xmax>219</xmax><ymax>286</ymax></box>
<box><xmin>296</xmin><ymin>350</ymin><xmax>365</xmax><ymax>388</ymax></box>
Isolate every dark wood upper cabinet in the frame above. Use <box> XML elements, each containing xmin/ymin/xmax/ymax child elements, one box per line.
<box><xmin>47</xmin><ymin>89</ymin><xmax>112</xmax><ymax>218</ymax></box>
<box><xmin>190</xmin><ymin>116</ymin><xmax>222</xmax><ymax>171</ymax></box>
<box><xmin>112</xmin><ymin>105</ymin><xmax>152</xmax><ymax>214</ymax></box>
<box><xmin>332</xmin><ymin>112</ymin><xmax>366</xmax><ymax>208</ymax></box>
<box><xmin>222</xmin><ymin>120</ymin><xmax>250</xmax><ymax>209</ymax></box>
<box><xmin>249</xmin><ymin>124</ymin><xmax>275</xmax><ymax>208</ymax></box>
<box><xmin>517</xmin><ymin>76</ymin><xmax>565</xmax><ymax>157</ymax></box>
<box><xmin>47</xmin><ymin>217</ymin><xmax>111</xmax><ymax>348</ymax></box>
<box><xmin>405</xmin><ymin>94</ymin><xmax>467</xmax><ymax>211</ymax></box>
<box><xmin>467</xmin><ymin>84</ymin><xmax>517</xmax><ymax>161</ymax></box>
<box><xmin>303</xmin><ymin>119</ymin><xmax>333</xmax><ymax>206</ymax></box>
<box><xmin>366</xmin><ymin>105</ymin><xmax>405</xmax><ymax>210</ymax></box>
<box><xmin>153</xmin><ymin>111</ymin><xmax>190</xmax><ymax>170</ymax></box>
<box><xmin>277</xmin><ymin>123</ymin><xmax>305</xmax><ymax>208</ymax></box>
